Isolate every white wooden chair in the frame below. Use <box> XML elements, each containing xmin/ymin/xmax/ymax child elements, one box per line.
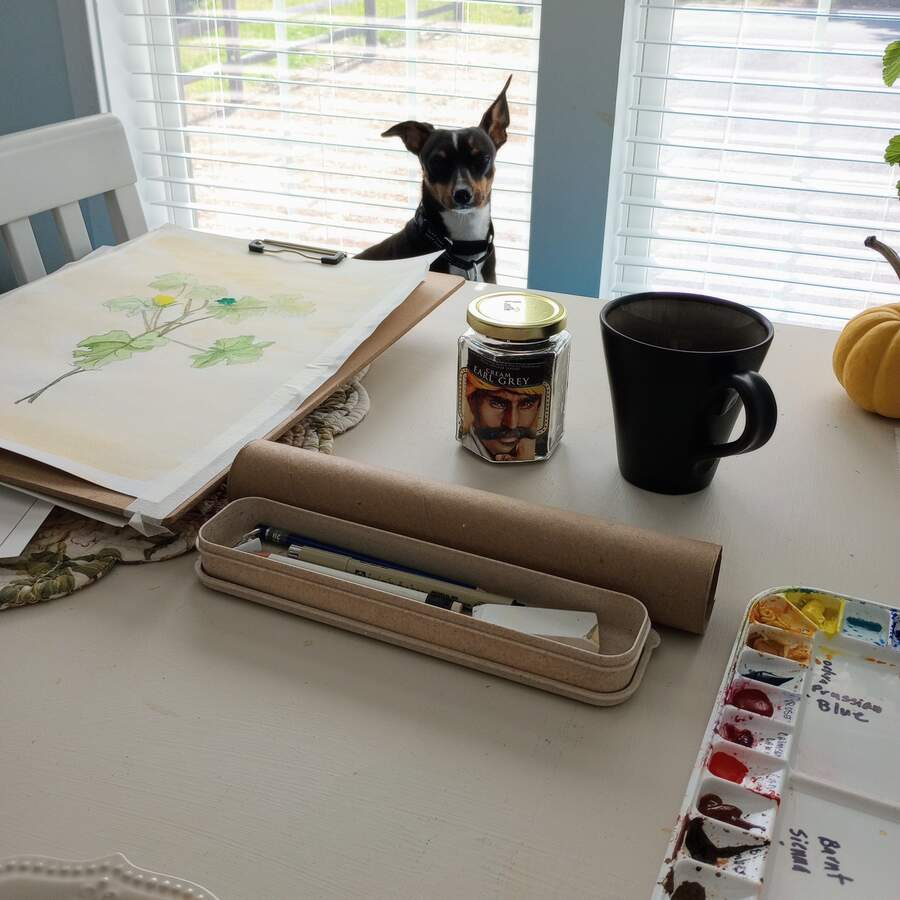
<box><xmin>0</xmin><ymin>113</ymin><xmax>147</xmax><ymax>285</ymax></box>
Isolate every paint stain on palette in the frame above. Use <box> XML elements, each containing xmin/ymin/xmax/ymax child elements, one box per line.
<box><xmin>729</xmin><ymin>688</ymin><xmax>774</xmax><ymax>717</ymax></box>
<box><xmin>783</xmin><ymin>590</ymin><xmax>844</xmax><ymax>636</ymax></box>
<box><xmin>746</xmin><ymin>632</ymin><xmax>810</xmax><ymax>664</ymax></box>
<box><xmin>742</xmin><ymin>669</ymin><xmax>796</xmax><ymax>688</ymax></box>
<box><xmin>697</xmin><ymin>793</ymin><xmax>757</xmax><ymax>830</ymax></box>
<box><xmin>840</xmin><ymin>598</ymin><xmax>892</xmax><ymax>646</ymax></box>
<box><xmin>706</xmin><ymin>744</ymin><xmax>784</xmax><ymax>800</ymax></box>
<box><xmin>684</xmin><ymin>817</ymin><xmax>769</xmax><ymax>866</ymax></box>
<box><xmin>726</xmin><ymin>680</ymin><xmax>799</xmax><ymax>724</ymax></box>
<box><xmin>718</xmin><ymin>711</ymin><xmax>792</xmax><ymax>760</ymax></box>
<box><xmin>749</xmin><ymin>594</ymin><xmax>816</xmax><ymax>637</ymax></box>
<box><xmin>670</xmin><ymin>882</ymin><xmax>705</xmax><ymax>900</ymax></box>
<box><xmin>721</xmin><ymin>724</ymin><xmax>754</xmax><ymax>747</ymax></box>
<box><xmin>709</xmin><ymin>751</ymin><xmax>748</xmax><ymax>783</ymax></box>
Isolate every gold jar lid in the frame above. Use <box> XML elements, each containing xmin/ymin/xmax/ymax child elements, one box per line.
<box><xmin>466</xmin><ymin>291</ymin><xmax>567</xmax><ymax>342</ymax></box>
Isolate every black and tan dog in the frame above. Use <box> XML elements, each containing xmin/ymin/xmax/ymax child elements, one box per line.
<box><xmin>356</xmin><ymin>76</ymin><xmax>511</xmax><ymax>283</ymax></box>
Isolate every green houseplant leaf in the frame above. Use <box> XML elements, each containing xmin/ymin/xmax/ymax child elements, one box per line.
<box><xmin>190</xmin><ymin>335</ymin><xmax>275</xmax><ymax>368</ymax></box>
<box><xmin>885</xmin><ymin>135</ymin><xmax>900</xmax><ymax>199</ymax></box>
<box><xmin>72</xmin><ymin>330</ymin><xmax>168</xmax><ymax>368</ymax></box>
<box><xmin>103</xmin><ymin>296</ymin><xmax>153</xmax><ymax>317</ymax></box>
<box><xmin>883</xmin><ymin>41</ymin><xmax>900</xmax><ymax>86</ymax></box>
<box><xmin>885</xmin><ymin>134</ymin><xmax>900</xmax><ymax>166</ymax></box>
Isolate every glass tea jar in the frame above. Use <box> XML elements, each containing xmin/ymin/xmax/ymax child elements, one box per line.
<box><xmin>457</xmin><ymin>291</ymin><xmax>571</xmax><ymax>463</ymax></box>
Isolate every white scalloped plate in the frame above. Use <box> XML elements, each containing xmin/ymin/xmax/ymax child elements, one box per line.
<box><xmin>0</xmin><ymin>853</ymin><xmax>222</xmax><ymax>899</ymax></box>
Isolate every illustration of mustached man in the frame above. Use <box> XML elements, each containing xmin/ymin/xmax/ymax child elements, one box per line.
<box><xmin>462</xmin><ymin>373</ymin><xmax>545</xmax><ymax>461</ymax></box>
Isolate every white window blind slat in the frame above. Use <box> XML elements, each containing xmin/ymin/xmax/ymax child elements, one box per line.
<box><xmin>125</xmin><ymin>12</ymin><xmax>541</xmax><ymax>42</ymax></box>
<box><xmin>141</xmin><ymin>149</ymin><xmax>533</xmax><ymax>192</ymax></box>
<box><xmin>614</xmin><ymin>255</ymin><xmax>900</xmax><ymax>297</ymax></box>
<box><xmin>127</xmin><ymin>9</ymin><xmax>540</xmax><ymax>32</ymax></box>
<box><xmin>622</xmin><ymin>166</ymin><xmax>897</xmax><ymax>200</ymax></box>
<box><xmin>635</xmin><ymin>38</ymin><xmax>881</xmax><ymax>58</ymax></box>
<box><xmin>117</xmin><ymin>0</ymin><xmax>541</xmax><ymax>286</ymax></box>
<box><xmin>137</xmin><ymin>95</ymin><xmax>535</xmax><ymax>137</ymax></box>
<box><xmin>620</xmin><ymin>194</ymin><xmax>900</xmax><ymax>236</ymax></box>
<box><xmin>150</xmin><ymin>198</ymin><xmax>527</xmax><ymax>248</ymax></box>
<box><xmin>628</xmin><ymin>104</ymin><xmax>897</xmax><ymax>132</ymax></box>
<box><xmin>604</xmin><ymin>0</ymin><xmax>900</xmax><ymax>324</ymax></box>
<box><xmin>635</xmin><ymin>72</ymin><xmax>896</xmax><ymax>95</ymax></box>
<box><xmin>145</xmin><ymin>174</ymin><xmax>532</xmax><ymax>223</ymax></box>
<box><xmin>617</xmin><ymin>227</ymin><xmax>882</xmax><ymax>264</ymax></box>
<box><xmin>128</xmin><ymin>41</ymin><xmax>538</xmax><ymax>73</ymax></box>
<box><xmin>626</xmin><ymin>136</ymin><xmax>884</xmax><ymax>166</ymax></box>
<box><xmin>610</xmin><ymin>281</ymin><xmax>862</xmax><ymax>322</ymax></box>
<box><xmin>639</xmin><ymin>3</ymin><xmax>900</xmax><ymax>19</ymax></box>
<box><xmin>132</xmin><ymin>74</ymin><xmax>537</xmax><ymax>105</ymax></box>
<box><xmin>139</xmin><ymin>123</ymin><xmax>534</xmax><ymax>167</ymax></box>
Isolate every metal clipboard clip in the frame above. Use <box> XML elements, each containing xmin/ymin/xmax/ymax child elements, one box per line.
<box><xmin>248</xmin><ymin>238</ymin><xmax>347</xmax><ymax>265</ymax></box>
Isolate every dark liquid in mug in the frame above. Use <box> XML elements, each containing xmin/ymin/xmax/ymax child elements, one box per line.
<box><xmin>605</xmin><ymin>295</ymin><xmax>770</xmax><ymax>354</ymax></box>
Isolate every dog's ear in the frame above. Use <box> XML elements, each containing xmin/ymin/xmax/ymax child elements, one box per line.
<box><xmin>381</xmin><ymin>121</ymin><xmax>435</xmax><ymax>155</ymax></box>
<box><xmin>479</xmin><ymin>75</ymin><xmax>512</xmax><ymax>150</ymax></box>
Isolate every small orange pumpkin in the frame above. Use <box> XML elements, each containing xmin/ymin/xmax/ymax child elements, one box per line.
<box><xmin>832</xmin><ymin>302</ymin><xmax>900</xmax><ymax>418</ymax></box>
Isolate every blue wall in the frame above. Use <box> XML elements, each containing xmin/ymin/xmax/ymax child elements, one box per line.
<box><xmin>527</xmin><ymin>1</ymin><xmax>624</xmax><ymax>297</ymax></box>
<box><xmin>0</xmin><ymin>0</ymin><xmax>112</xmax><ymax>292</ymax></box>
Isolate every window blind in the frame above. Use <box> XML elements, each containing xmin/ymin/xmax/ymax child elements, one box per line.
<box><xmin>604</xmin><ymin>0</ymin><xmax>900</xmax><ymax>323</ymax></box>
<box><xmin>115</xmin><ymin>0</ymin><xmax>541</xmax><ymax>284</ymax></box>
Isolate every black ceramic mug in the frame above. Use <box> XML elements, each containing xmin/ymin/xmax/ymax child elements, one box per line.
<box><xmin>599</xmin><ymin>292</ymin><xmax>777</xmax><ymax>494</ymax></box>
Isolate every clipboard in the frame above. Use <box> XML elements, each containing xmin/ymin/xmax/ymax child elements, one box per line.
<box><xmin>0</xmin><ymin>271</ymin><xmax>463</xmax><ymax>524</ymax></box>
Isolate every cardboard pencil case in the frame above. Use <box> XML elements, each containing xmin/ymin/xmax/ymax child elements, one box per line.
<box><xmin>197</xmin><ymin>496</ymin><xmax>660</xmax><ymax>705</ymax></box>
<box><xmin>226</xmin><ymin>442</ymin><xmax>723</xmax><ymax>634</ymax></box>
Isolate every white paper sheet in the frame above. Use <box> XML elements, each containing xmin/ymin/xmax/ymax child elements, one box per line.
<box><xmin>0</xmin><ymin>485</ymin><xmax>53</xmax><ymax>559</ymax></box>
<box><xmin>0</xmin><ymin>226</ymin><xmax>438</xmax><ymax>518</ymax></box>
<box><xmin>0</xmin><ymin>482</ymin><xmax>128</xmax><ymax>528</ymax></box>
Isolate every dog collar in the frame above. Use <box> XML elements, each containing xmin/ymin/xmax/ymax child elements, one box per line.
<box><xmin>413</xmin><ymin>205</ymin><xmax>494</xmax><ymax>275</ymax></box>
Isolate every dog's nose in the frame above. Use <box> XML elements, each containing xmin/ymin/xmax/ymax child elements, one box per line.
<box><xmin>453</xmin><ymin>188</ymin><xmax>473</xmax><ymax>207</ymax></box>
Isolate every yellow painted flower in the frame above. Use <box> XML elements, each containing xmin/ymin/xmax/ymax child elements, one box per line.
<box><xmin>152</xmin><ymin>294</ymin><xmax>177</xmax><ymax>307</ymax></box>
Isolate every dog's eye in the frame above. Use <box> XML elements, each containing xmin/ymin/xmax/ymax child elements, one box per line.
<box><xmin>470</xmin><ymin>153</ymin><xmax>490</xmax><ymax>174</ymax></box>
<box><xmin>428</xmin><ymin>157</ymin><xmax>452</xmax><ymax>181</ymax></box>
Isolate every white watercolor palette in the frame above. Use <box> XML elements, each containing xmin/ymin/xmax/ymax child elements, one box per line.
<box><xmin>653</xmin><ymin>586</ymin><xmax>900</xmax><ymax>899</ymax></box>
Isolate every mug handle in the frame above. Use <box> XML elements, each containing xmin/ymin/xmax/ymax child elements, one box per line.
<box><xmin>696</xmin><ymin>371</ymin><xmax>777</xmax><ymax>460</ymax></box>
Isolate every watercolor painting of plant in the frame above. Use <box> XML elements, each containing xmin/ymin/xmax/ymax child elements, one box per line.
<box><xmin>15</xmin><ymin>272</ymin><xmax>315</xmax><ymax>404</ymax></box>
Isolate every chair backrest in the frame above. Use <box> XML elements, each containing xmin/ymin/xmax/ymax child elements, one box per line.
<box><xmin>0</xmin><ymin>113</ymin><xmax>148</xmax><ymax>285</ymax></box>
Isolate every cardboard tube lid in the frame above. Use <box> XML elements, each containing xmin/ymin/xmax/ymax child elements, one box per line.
<box><xmin>228</xmin><ymin>441</ymin><xmax>722</xmax><ymax>634</ymax></box>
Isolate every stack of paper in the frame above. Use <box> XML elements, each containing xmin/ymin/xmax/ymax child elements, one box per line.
<box><xmin>0</xmin><ymin>485</ymin><xmax>52</xmax><ymax>560</ymax></box>
<box><xmin>0</xmin><ymin>226</ymin><xmax>452</xmax><ymax>530</ymax></box>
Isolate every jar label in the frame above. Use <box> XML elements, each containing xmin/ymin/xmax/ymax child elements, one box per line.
<box><xmin>458</xmin><ymin>347</ymin><xmax>553</xmax><ymax>462</ymax></box>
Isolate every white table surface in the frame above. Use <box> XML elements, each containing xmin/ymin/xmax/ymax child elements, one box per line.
<box><xmin>2</xmin><ymin>281</ymin><xmax>898</xmax><ymax>900</ymax></box>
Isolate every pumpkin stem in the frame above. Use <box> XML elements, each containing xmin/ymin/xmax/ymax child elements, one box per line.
<box><xmin>864</xmin><ymin>235</ymin><xmax>900</xmax><ymax>282</ymax></box>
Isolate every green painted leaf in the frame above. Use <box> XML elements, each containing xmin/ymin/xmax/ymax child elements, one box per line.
<box><xmin>885</xmin><ymin>134</ymin><xmax>900</xmax><ymax>166</ymax></box>
<box><xmin>266</xmin><ymin>294</ymin><xmax>316</xmax><ymax>317</ymax></box>
<box><xmin>104</xmin><ymin>296</ymin><xmax>153</xmax><ymax>317</ymax></box>
<box><xmin>209</xmin><ymin>295</ymin><xmax>271</xmax><ymax>322</ymax></box>
<box><xmin>72</xmin><ymin>330</ymin><xmax>168</xmax><ymax>368</ymax></box>
<box><xmin>149</xmin><ymin>272</ymin><xmax>195</xmax><ymax>292</ymax></box>
<box><xmin>884</xmin><ymin>41</ymin><xmax>900</xmax><ymax>87</ymax></box>
<box><xmin>185</xmin><ymin>284</ymin><xmax>229</xmax><ymax>303</ymax></box>
<box><xmin>190</xmin><ymin>335</ymin><xmax>274</xmax><ymax>368</ymax></box>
